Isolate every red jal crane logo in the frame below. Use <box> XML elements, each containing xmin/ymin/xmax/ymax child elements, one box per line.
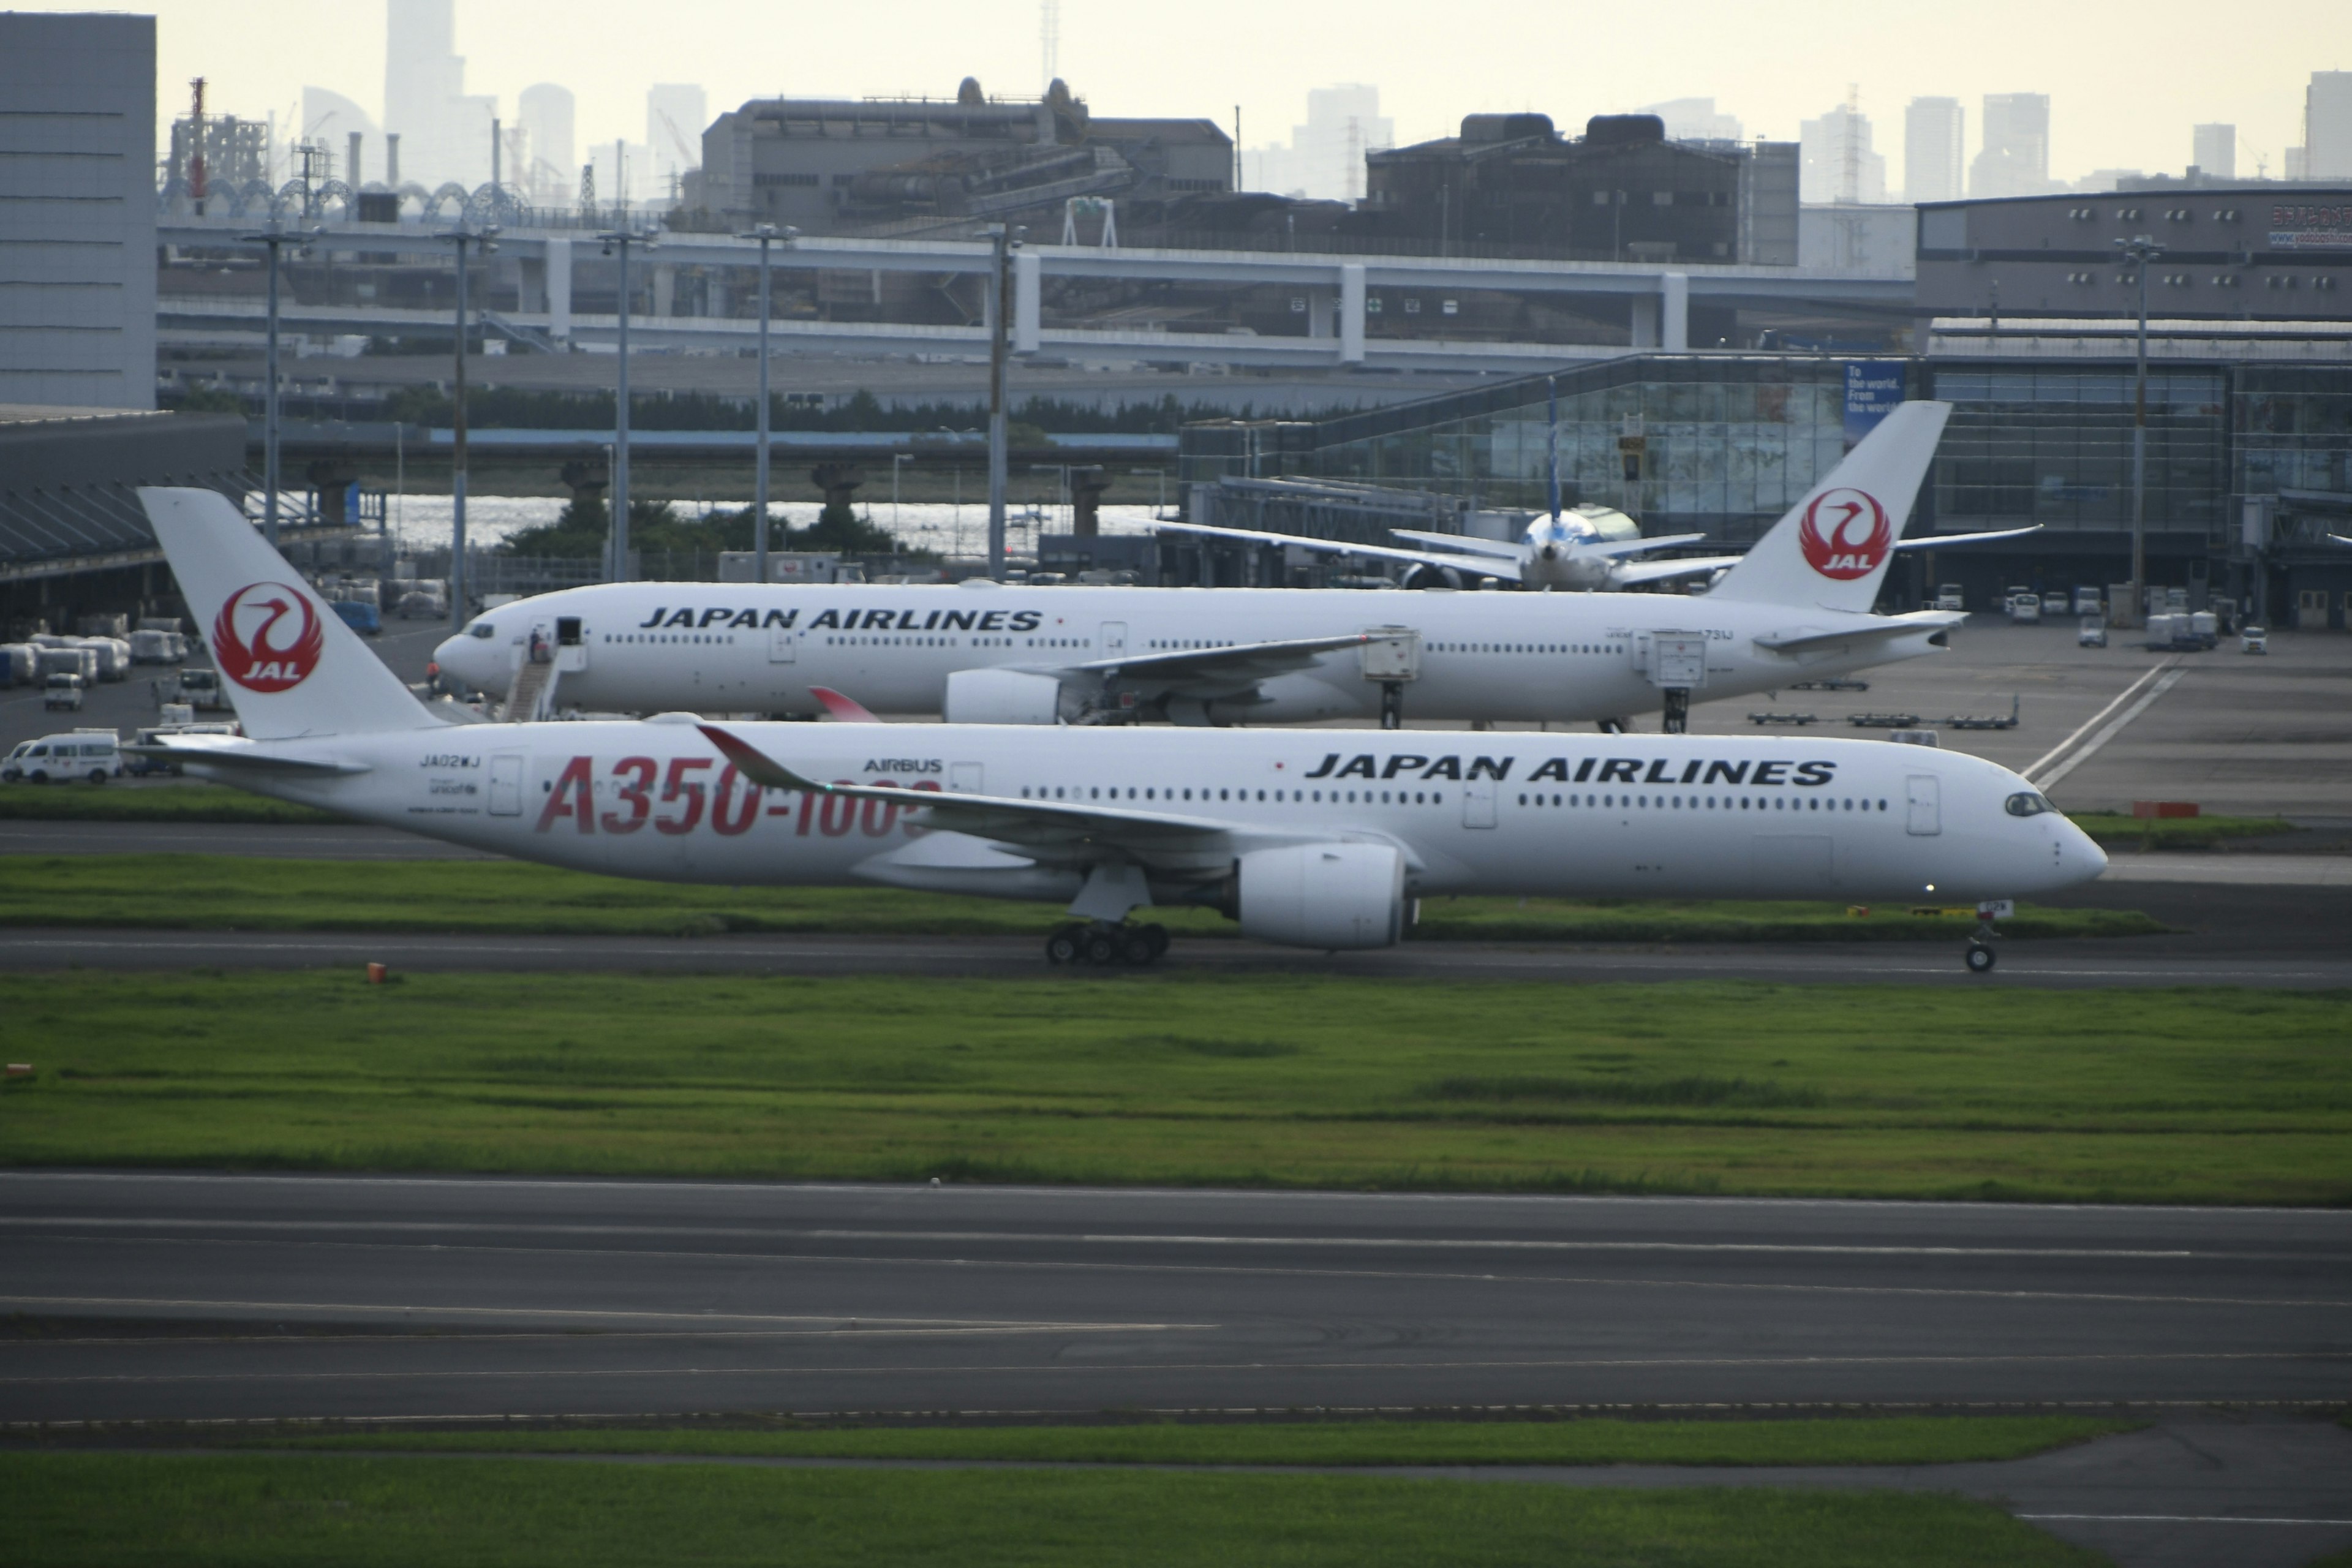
<box><xmin>212</xmin><ymin>582</ymin><xmax>324</xmax><ymax>693</ymax></box>
<box><xmin>1796</xmin><ymin>488</ymin><xmax>1892</xmax><ymax>580</ymax></box>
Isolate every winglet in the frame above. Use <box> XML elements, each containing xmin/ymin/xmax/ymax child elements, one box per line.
<box><xmin>809</xmin><ymin>685</ymin><xmax>883</xmax><ymax>723</ymax></box>
<box><xmin>697</xmin><ymin>725</ymin><xmax>828</xmax><ymax>793</ymax></box>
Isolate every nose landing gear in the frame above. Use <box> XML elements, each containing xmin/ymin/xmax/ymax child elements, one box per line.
<box><xmin>1046</xmin><ymin>920</ymin><xmax>1170</xmax><ymax>968</ymax></box>
<box><xmin>1964</xmin><ymin>900</ymin><xmax>2013</xmax><ymax>973</ymax></box>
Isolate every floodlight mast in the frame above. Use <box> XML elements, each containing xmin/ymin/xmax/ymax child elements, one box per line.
<box><xmin>597</xmin><ymin>225</ymin><xmax>659</xmax><ymax>579</ymax></box>
<box><xmin>434</xmin><ymin>220</ymin><xmax>500</xmax><ymax>624</ymax></box>
<box><xmin>2116</xmin><ymin>234</ymin><xmax>2165</xmax><ymax>622</ymax></box>
<box><xmin>236</xmin><ymin>221</ymin><xmax>320</xmax><ymax>549</ymax></box>
<box><xmin>735</xmin><ymin>224</ymin><xmax>798</xmax><ymax>584</ymax></box>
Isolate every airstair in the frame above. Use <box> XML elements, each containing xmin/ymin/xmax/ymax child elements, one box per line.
<box><xmin>502</xmin><ymin>656</ymin><xmax>560</xmax><ymax>722</ymax></box>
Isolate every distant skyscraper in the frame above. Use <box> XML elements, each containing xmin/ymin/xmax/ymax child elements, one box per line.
<box><xmin>519</xmin><ymin>83</ymin><xmax>575</xmax><ymax>202</ymax></box>
<box><xmin>1799</xmin><ymin>102</ymin><xmax>1887</xmax><ymax>204</ymax></box>
<box><xmin>1970</xmin><ymin>92</ymin><xmax>2051</xmax><ymax>198</ymax></box>
<box><xmin>383</xmin><ymin>0</ymin><xmax>494</xmax><ymax>187</ymax></box>
<box><xmin>2191</xmin><ymin>123</ymin><xmax>2235</xmax><ymax>180</ymax></box>
<box><xmin>1637</xmin><ymin>97</ymin><xmax>1743</xmax><ymax>143</ymax></box>
<box><xmin>1904</xmin><ymin>97</ymin><xmax>1964</xmax><ymax>203</ymax></box>
<box><xmin>646</xmin><ymin>84</ymin><xmax>707</xmax><ymax>197</ymax></box>
<box><xmin>1256</xmin><ymin>85</ymin><xmax>1393</xmax><ymax>203</ymax></box>
<box><xmin>2308</xmin><ymin>72</ymin><xmax>2352</xmax><ymax>179</ymax></box>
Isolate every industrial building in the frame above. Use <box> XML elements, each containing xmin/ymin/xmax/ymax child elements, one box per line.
<box><xmin>1352</xmin><ymin>113</ymin><xmax>1798</xmax><ymax>266</ymax></box>
<box><xmin>1916</xmin><ymin>187</ymin><xmax>2352</xmax><ymax>323</ymax></box>
<box><xmin>1174</xmin><ymin>352</ymin><xmax>2352</xmax><ymax>628</ymax></box>
<box><xmin>0</xmin><ymin>12</ymin><xmax>156</xmax><ymax>410</ymax></box>
<box><xmin>698</xmin><ymin>79</ymin><xmax>1232</xmax><ymax>239</ymax></box>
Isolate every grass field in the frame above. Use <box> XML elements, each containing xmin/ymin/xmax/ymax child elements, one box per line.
<box><xmin>255</xmin><ymin>1414</ymin><xmax>2130</xmax><ymax>1468</ymax></box>
<box><xmin>0</xmin><ymin>853</ymin><xmax>2165</xmax><ymax>943</ymax></box>
<box><xmin>0</xmin><ymin>782</ymin><xmax>336</xmax><ymax>823</ymax></box>
<box><xmin>0</xmin><ymin>1453</ymin><xmax>2103</xmax><ymax>1567</ymax></box>
<box><xmin>2071</xmin><ymin>811</ymin><xmax>2297</xmax><ymax>850</ymax></box>
<box><xmin>4</xmin><ymin>971</ymin><xmax>2346</xmax><ymax>1202</ymax></box>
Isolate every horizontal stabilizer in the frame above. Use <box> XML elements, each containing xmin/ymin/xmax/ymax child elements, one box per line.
<box><xmin>809</xmin><ymin>685</ymin><xmax>884</xmax><ymax>723</ymax></box>
<box><xmin>1754</xmin><ymin>611</ymin><xmax>1962</xmax><ymax>654</ymax></box>
<box><xmin>122</xmin><ymin>739</ymin><xmax>369</xmax><ymax>775</ymax></box>
<box><xmin>1894</xmin><ymin>525</ymin><xmax>2043</xmax><ymax>552</ymax></box>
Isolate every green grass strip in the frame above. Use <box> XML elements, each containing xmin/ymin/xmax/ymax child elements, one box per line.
<box><xmin>4</xmin><ymin>971</ymin><xmax>2347</xmax><ymax>1202</ymax></box>
<box><xmin>252</xmin><ymin>1414</ymin><xmax>2131</xmax><ymax>1468</ymax></box>
<box><xmin>0</xmin><ymin>1453</ymin><xmax>2104</xmax><ymax>1567</ymax></box>
<box><xmin>2071</xmin><ymin>811</ymin><xmax>2297</xmax><ymax>848</ymax></box>
<box><xmin>0</xmin><ymin>853</ymin><xmax>2165</xmax><ymax>942</ymax></box>
<box><xmin>0</xmin><ymin>782</ymin><xmax>338</xmax><ymax>823</ymax></box>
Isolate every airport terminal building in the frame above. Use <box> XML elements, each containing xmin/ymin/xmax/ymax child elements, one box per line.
<box><xmin>1177</xmin><ymin>352</ymin><xmax>2352</xmax><ymax>627</ymax></box>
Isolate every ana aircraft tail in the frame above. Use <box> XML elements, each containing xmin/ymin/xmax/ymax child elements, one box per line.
<box><xmin>1709</xmin><ymin>401</ymin><xmax>1952</xmax><ymax>612</ymax></box>
<box><xmin>138</xmin><ymin>487</ymin><xmax>440</xmax><ymax>741</ymax></box>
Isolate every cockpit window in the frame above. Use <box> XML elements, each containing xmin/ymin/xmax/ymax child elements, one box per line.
<box><xmin>2005</xmin><ymin>791</ymin><xmax>2055</xmax><ymax>817</ymax></box>
<box><xmin>466</xmin><ymin>620</ymin><xmax>496</xmax><ymax>639</ymax></box>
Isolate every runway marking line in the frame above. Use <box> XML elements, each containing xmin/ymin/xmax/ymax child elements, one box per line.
<box><xmin>2022</xmin><ymin>658</ymin><xmax>2180</xmax><ymax>785</ymax></box>
<box><xmin>4</xmin><ymin>1349</ymin><xmax>2345</xmax><ymax>1389</ymax></box>
<box><xmin>0</xmin><ymin>1216</ymin><xmax>2255</xmax><ymax>1262</ymax></box>
<box><xmin>2018</xmin><ymin>1514</ymin><xmax>2352</xmax><ymax>1528</ymax></box>
<box><xmin>0</xmin><ymin>1295</ymin><xmax>1204</xmax><ymax>1333</ymax></box>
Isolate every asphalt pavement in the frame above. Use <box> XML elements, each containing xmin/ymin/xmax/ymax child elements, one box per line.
<box><xmin>4</xmin><ymin>1171</ymin><xmax>2348</xmax><ymax>1565</ymax></box>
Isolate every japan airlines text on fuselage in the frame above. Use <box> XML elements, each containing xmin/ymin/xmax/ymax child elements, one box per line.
<box><xmin>435</xmin><ymin>581</ymin><xmax>1949</xmax><ymax>725</ymax></box>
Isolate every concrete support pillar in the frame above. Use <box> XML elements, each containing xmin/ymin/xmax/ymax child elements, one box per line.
<box><xmin>545</xmin><ymin>238</ymin><xmax>572</xmax><ymax>343</ymax></box>
<box><xmin>1660</xmin><ymin>272</ymin><xmax>1689</xmax><ymax>352</ymax></box>
<box><xmin>1338</xmin><ymin>263</ymin><xmax>1366</xmax><ymax>364</ymax></box>
<box><xmin>1629</xmin><ymin>290</ymin><xmax>1658</xmax><ymax>349</ymax></box>
<box><xmin>1013</xmin><ymin>249</ymin><xmax>1041</xmax><ymax>355</ymax></box>
<box><xmin>518</xmin><ymin>258</ymin><xmax>546</xmax><ymax>315</ymax></box>
<box><xmin>652</xmin><ymin>263</ymin><xmax>677</xmax><ymax>318</ymax></box>
<box><xmin>1306</xmin><ymin>285</ymin><xmax>1333</xmax><ymax>340</ymax></box>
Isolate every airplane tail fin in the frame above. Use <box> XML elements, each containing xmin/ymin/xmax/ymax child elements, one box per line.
<box><xmin>1708</xmin><ymin>401</ymin><xmax>1952</xmax><ymax>612</ymax></box>
<box><xmin>138</xmin><ymin>487</ymin><xmax>440</xmax><ymax>741</ymax></box>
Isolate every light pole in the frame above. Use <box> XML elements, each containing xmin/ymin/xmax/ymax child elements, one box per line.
<box><xmin>597</xmin><ymin>225</ymin><xmax>658</xmax><ymax>581</ymax></box>
<box><xmin>982</xmin><ymin>224</ymin><xmax>1023</xmax><ymax>578</ymax></box>
<box><xmin>2116</xmin><ymin>235</ymin><xmax>2165</xmax><ymax>623</ymax></box>
<box><xmin>734</xmin><ymin>223</ymin><xmax>796</xmax><ymax>584</ymax></box>
<box><xmin>237</xmin><ymin>221</ymin><xmax>317</xmax><ymax>548</ymax></box>
<box><xmin>892</xmin><ymin>451</ymin><xmax>912</xmax><ymax>538</ymax></box>
<box><xmin>434</xmin><ymin>221</ymin><xmax>499</xmax><ymax>626</ymax></box>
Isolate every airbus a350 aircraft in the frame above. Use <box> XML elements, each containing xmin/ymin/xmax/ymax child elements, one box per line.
<box><xmin>141</xmin><ymin>486</ymin><xmax>2103</xmax><ymax>970</ymax></box>
<box><xmin>432</xmin><ymin>402</ymin><xmax>2015</xmax><ymax>733</ymax></box>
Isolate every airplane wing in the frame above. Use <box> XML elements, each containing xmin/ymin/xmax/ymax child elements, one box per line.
<box><xmin>1385</xmin><ymin>529</ymin><xmax>1530</xmax><ymax>561</ymax></box>
<box><xmin>809</xmin><ymin>685</ymin><xmax>884</xmax><ymax>723</ymax></box>
<box><xmin>1753</xmin><ymin>611</ymin><xmax>1964</xmax><ymax>654</ymax></box>
<box><xmin>1154</xmin><ymin>521</ymin><xmax>1525</xmax><ymax>583</ymax></box>
<box><xmin>1607</xmin><ymin>554</ymin><xmax>1744</xmax><ymax>587</ymax></box>
<box><xmin>698</xmin><ymin>724</ymin><xmax>1237</xmax><ymax>869</ymax></box>
<box><xmin>1894</xmin><ymin>526</ymin><xmax>2043</xmax><ymax>552</ymax></box>
<box><xmin>1061</xmin><ymin>631</ymin><xmax>1378</xmax><ymax>699</ymax></box>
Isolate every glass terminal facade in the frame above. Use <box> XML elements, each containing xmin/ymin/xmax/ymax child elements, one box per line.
<box><xmin>1175</xmin><ymin>355</ymin><xmax>2352</xmax><ymax>624</ymax></box>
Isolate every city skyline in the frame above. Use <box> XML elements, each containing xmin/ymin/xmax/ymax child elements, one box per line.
<box><xmin>31</xmin><ymin>0</ymin><xmax>2341</xmax><ymax>193</ymax></box>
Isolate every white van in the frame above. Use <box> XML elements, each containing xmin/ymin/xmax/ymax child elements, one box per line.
<box><xmin>2</xmin><ymin>730</ymin><xmax>121</xmax><ymax>784</ymax></box>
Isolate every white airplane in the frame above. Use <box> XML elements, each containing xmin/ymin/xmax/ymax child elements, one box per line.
<box><xmin>138</xmin><ymin>485</ymin><xmax>2104</xmax><ymax>971</ymax></box>
<box><xmin>431</xmin><ymin>403</ymin><xmax>2027</xmax><ymax>733</ymax></box>
<box><xmin>1156</xmin><ymin>502</ymin><xmax>1741</xmax><ymax>593</ymax></box>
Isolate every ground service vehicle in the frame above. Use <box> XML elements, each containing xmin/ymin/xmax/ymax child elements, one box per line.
<box><xmin>42</xmin><ymin>673</ymin><xmax>84</xmax><ymax>711</ymax></box>
<box><xmin>2078</xmin><ymin>617</ymin><xmax>2108</xmax><ymax>648</ymax></box>
<box><xmin>2242</xmin><ymin>624</ymin><xmax>2269</xmax><ymax>654</ymax></box>
<box><xmin>134</xmin><ymin>486</ymin><xmax>2107</xmax><ymax>973</ymax></box>
<box><xmin>4</xmin><ymin>731</ymin><xmax>119</xmax><ymax>783</ymax></box>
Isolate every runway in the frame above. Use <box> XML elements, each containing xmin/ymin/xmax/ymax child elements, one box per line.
<box><xmin>4</xmin><ymin>923</ymin><xmax>2349</xmax><ymax>987</ymax></box>
<box><xmin>4</xmin><ymin>1171</ymin><xmax>2347</xmax><ymax>1430</ymax></box>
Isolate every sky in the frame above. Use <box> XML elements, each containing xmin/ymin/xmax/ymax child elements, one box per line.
<box><xmin>40</xmin><ymin>0</ymin><xmax>2346</xmax><ymax>188</ymax></box>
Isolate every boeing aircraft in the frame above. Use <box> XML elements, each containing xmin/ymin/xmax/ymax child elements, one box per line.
<box><xmin>431</xmin><ymin>403</ymin><xmax>2021</xmax><ymax>732</ymax></box>
<box><xmin>139</xmin><ymin>486</ymin><xmax>2103</xmax><ymax>970</ymax></box>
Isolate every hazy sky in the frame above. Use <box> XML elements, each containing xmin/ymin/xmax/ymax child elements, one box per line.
<box><xmin>43</xmin><ymin>0</ymin><xmax>2345</xmax><ymax>185</ymax></box>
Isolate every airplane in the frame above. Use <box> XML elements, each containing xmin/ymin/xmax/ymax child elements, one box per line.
<box><xmin>1153</xmin><ymin>501</ymin><xmax>1741</xmax><ymax>593</ymax></box>
<box><xmin>138</xmin><ymin>485</ymin><xmax>2105</xmax><ymax>972</ymax></box>
<box><xmin>430</xmin><ymin>402</ymin><xmax>2026</xmax><ymax>734</ymax></box>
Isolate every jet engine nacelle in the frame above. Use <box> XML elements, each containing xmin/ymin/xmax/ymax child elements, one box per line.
<box><xmin>943</xmin><ymin>667</ymin><xmax>1067</xmax><ymax>725</ymax></box>
<box><xmin>1234</xmin><ymin>841</ymin><xmax>1408</xmax><ymax>950</ymax></box>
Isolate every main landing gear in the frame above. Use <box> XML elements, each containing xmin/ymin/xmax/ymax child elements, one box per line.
<box><xmin>1046</xmin><ymin>920</ymin><xmax>1170</xmax><ymax>968</ymax></box>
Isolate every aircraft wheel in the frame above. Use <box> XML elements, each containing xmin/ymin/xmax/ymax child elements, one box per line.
<box><xmin>1965</xmin><ymin>942</ymin><xmax>1996</xmax><ymax>974</ymax></box>
<box><xmin>1141</xmin><ymin>924</ymin><xmax>1170</xmax><ymax>961</ymax></box>
<box><xmin>1114</xmin><ymin>927</ymin><xmax>1156</xmax><ymax>967</ymax></box>
<box><xmin>1081</xmin><ymin>928</ymin><xmax>1121</xmax><ymax>967</ymax></box>
<box><xmin>1045</xmin><ymin>927</ymin><xmax>1083</xmax><ymax>966</ymax></box>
